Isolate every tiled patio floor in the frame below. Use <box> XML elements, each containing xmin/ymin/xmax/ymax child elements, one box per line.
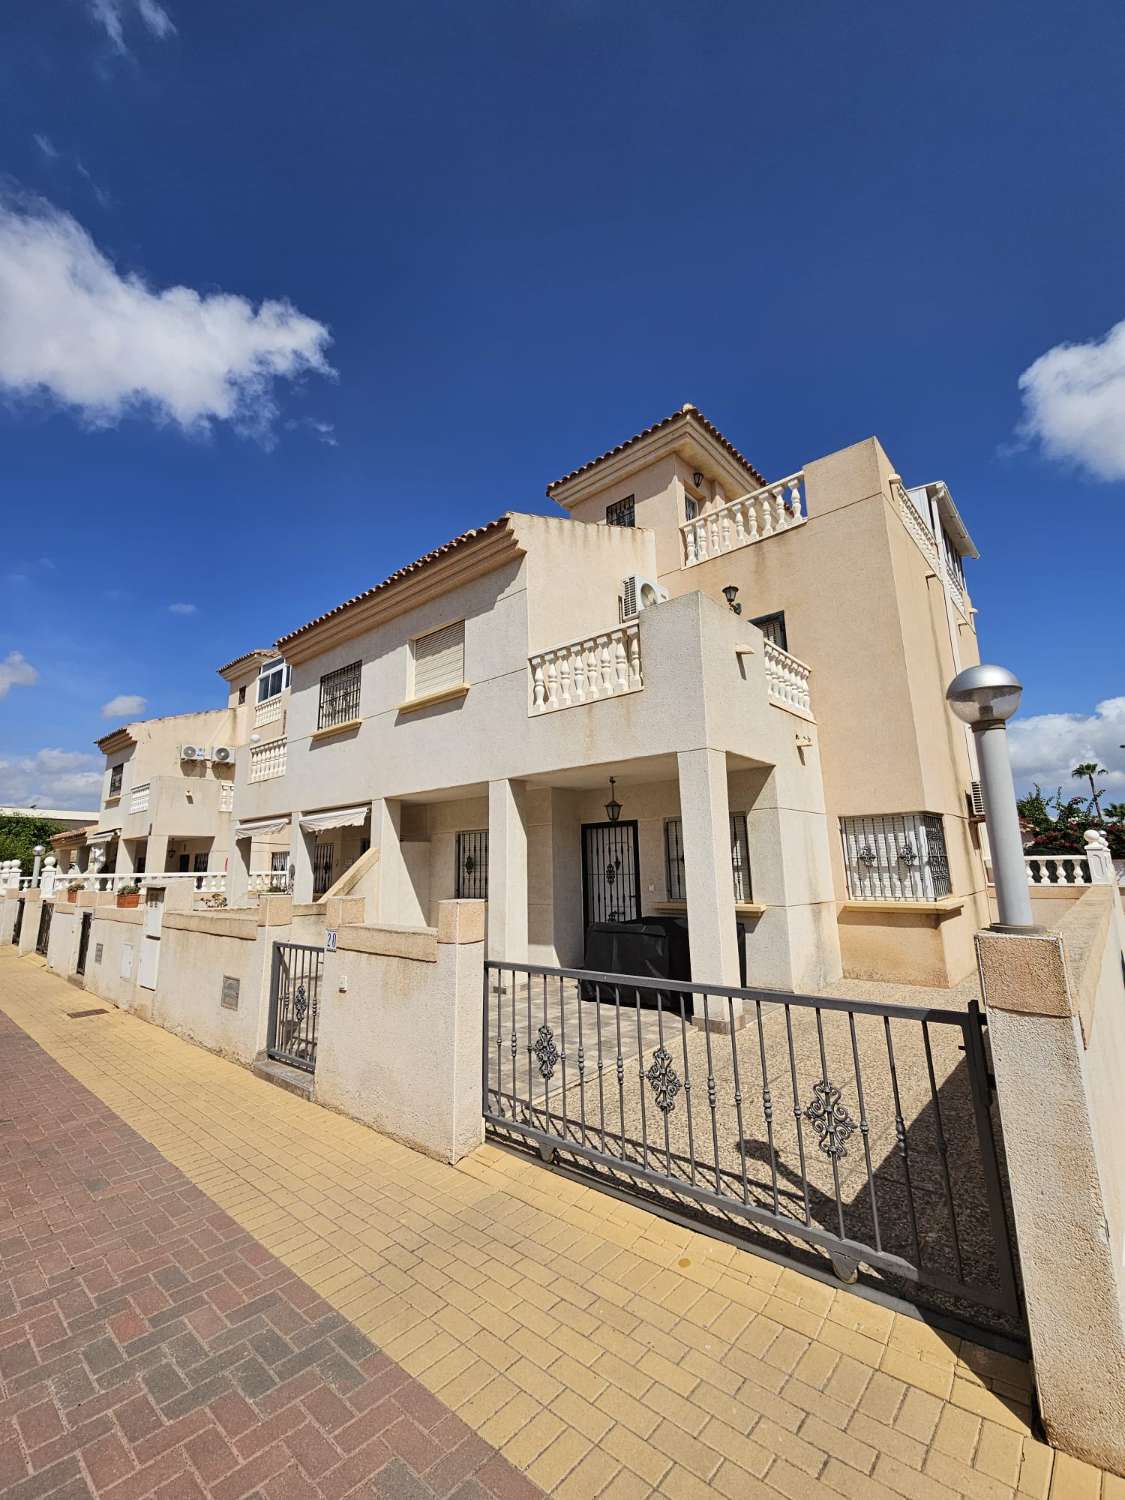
<box><xmin>2</xmin><ymin>949</ymin><xmax>1121</xmax><ymax>1499</ymax></box>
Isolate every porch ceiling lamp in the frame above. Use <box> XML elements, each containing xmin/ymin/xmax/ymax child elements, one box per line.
<box><xmin>605</xmin><ymin>777</ymin><xmax>623</xmax><ymax>824</ymax></box>
<box><xmin>722</xmin><ymin>584</ymin><xmax>742</xmax><ymax>615</ymax></box>
<box><xmin>946</xmin><ymin>664</ymin><xmax>1035</xmax><ymax>932</ymax></box>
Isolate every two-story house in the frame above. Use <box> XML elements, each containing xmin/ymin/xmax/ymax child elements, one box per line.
<box><xmin>228</xmin><ymin>405</ymin><xmax>985</xmax><ymax>989</ymax></box>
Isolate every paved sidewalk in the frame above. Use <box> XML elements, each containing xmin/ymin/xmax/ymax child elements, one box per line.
<box><xmin>1</xmin><ymin>950</ymin><xmax>1121</xmax><ymax>1499</ymax></box>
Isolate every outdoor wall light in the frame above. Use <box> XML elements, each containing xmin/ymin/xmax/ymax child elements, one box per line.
<box><xmin>605</xmin><ymin>777</ymin><xmax>622</xmax><ymax>824</ymax></box>
<box><xmin>722</xmin><ymin>584</ymin><xmax>742</xmax><ymax>615</ymax></box>
<box><xmin>946</xmin><ymin>663</ymin><xmax>1022</xmax><ymax>727</ymax></box>
<box><xmin>692</xmin><ymin>470</ymin><xmax>704</xmax><ymax>489</ymax></box>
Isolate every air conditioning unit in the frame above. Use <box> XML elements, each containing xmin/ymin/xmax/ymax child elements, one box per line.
<box><xmin>180</xmin><ymin>745</ymin><xmax>207</xmax><ymax>762</ymax></box>
<box><xmin>619</xmin><ymin>574</ymin><xmax>669</xmax><ymax>621</ymax></box>
<box><xmin>967</xmin><ymin>781</ymin><xmax>985</xmax><ymax>820</ymax></box>
<box><xmin>211</xmin><ymin>746</ymin><xmax>234</xmax><ymax>764</ymax></box>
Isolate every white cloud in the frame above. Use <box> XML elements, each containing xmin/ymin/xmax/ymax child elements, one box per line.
<box><xmin>101</xmin><ymin>693</ymin><xmax>147</xmax><ymax>719</ymax></box>
<box><xmin>167</xmin><ymin>601</ymin><xmax>196</xmax><ymax>615</ymax></box>
<box><xmin>87</xmin><ymin>0</ymin><xmax>175</xmax><ymax>52</ymax></box>
<box><xmin>1009</xmin><ymin>697</ymin><xmax>1125</xmax><ymax>799</ymax></box>
<box><xmin>0</xmin><ymin>652</ymin><xmax>38</xmax><ymax>700</ymax></box>
<box><xmin>0</xmin><ymin>198</ymin><xmax>333</xmax><ymax>443</ymax></box>
<box><xmin>0</xmin><ymin>748</ymin><xmax>102</xmax><ymax>810</ymax></box>
<box><xmin>33</xmin><ymin>133</ymin><xmax>58</xmax><ymax>160</ymax></box>
<box><xmin>286</xmin><ymin>416</ymin><xmax>338</xmax><ymax>447</ymax></box>
<box><xmin>1018</xmin><ymin>318</ymin><xmax>1125</xmax><ymax>480</ymax></box>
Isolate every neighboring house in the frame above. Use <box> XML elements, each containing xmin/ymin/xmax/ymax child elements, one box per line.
<box><xmin>0</xmin><ymin>805</ymin><xmax>99</xmax><ymax>829</ymax></box>
<box><xmin>228</xmin><ymin>404</ymin><xmax>987</xmax><ymax>988</ymax></box>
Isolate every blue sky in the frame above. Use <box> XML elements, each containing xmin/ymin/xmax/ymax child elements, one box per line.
<box><xmin>0</xmin><ymin>0</ymin><xmax>1122</xmax><ymax>809</ymax></box>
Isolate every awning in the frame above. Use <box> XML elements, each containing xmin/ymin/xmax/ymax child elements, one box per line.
<box><xmin>234</xmin><ymin>815</ymin><xmax>291</xmax><ymax>839</ymax></box>
<box><xmin>299</xmin><ymin>805</ymin><xmax>369</xmax><ymax>834</ymax></box>
<box><xmin>86</xmin><ymin>829</ymin><xmax>119</xmax><ymax>845</ymax></box>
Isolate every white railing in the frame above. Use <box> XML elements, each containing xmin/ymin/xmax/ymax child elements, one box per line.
<box><xmin>15</xmin><ymin>868</ymin><xmax>228</xmax><ymax>895</ymax></box>
<box><xmin>986</xmin><ymin>854</ymin><xmax>1093</xmax><ymax>887</ymax></box>
<box><xmin>249</xmin><ymin>738</ymin><xmax>287</xmax><ymax>783</ymax></box>
<box><xmin>763</xmin><ymin>639</ymin><xmax>813</xmax><ymax>717</ymax></box>
<box><xmin>219</xmin><ymin>780</ymin><xmax>234</xmax><ymax>812</ymax></box>
<box><xmin>680</xmin><ymin>472</ymin><xmax>805</xmax><ymax>567</ymax></box>
<box><xmin>255</xmin><ymin>696</ymin><xmax>283</xmax><ymax>727</ymax></box>
<box><xmin>529</xmin><ymin>622</ymin><xmax>642</xmax><ymax>714</ymax></box>
<box><xmin>890</xmin><ymin>476</ymin><xmax>971</xmax><ymax>624</ymax></box>
<box><xmin>249</xmin><ymin>872</ymin><xmax>291</xmax><ymax>894</ymax></box>
<box><xmin>129</xmin><ymin>782</ymin><xmax>151</xmax><ymax>814</ymax></box>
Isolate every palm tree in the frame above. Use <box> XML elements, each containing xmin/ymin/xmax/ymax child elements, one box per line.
<box><xmin>1072</xmin><ymin>762</ymin><xmax>1108</xmax><ymax>822</ymax></box>
<box><xmin>1105</xmin><ymin>802</ymin><xmax>1125</xmax><ymax>823</ymax></box>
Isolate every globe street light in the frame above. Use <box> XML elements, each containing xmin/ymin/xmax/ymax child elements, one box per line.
<box><xmin>946</xmin><ymin>664</ymin><xmax>1034</xmax><ymax>930</ymax></box>
<box><xmin>31</xmin><ymin>844</ymin><xmax>45</xmax><ymax>884</ymax></box>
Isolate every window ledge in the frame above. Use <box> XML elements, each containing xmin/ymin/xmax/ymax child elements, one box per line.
<box><xmin>105</xmin><ymin>795</ymin><xmax>120</xmax><ymax>807</ymax></box>
<box><xmin>397</xmin><ymin>683</ymin><xmax>470</xmax><ymax>715</ymax></box>
<box><xmin>841</xmin><ymin>897</ymin><xmax>964</xmax><ymax>917</ymax></box>
<box><xmin>311</xmin><ymin>718</ymin><xmax>362</xmax><ymax>742</ymax></box>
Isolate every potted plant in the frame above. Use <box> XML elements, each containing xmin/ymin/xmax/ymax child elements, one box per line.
<box><xmin>66</xmin><ymin>880</ymin><xmax>83</xmax><ymax>903</ymax></box>
<box><xmin>116</xmin><ymin>882</ymin><xmax>141</xmax><ymax>909</ymax></box>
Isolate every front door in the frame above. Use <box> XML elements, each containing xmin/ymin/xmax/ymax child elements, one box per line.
<box><xmin>312</xmin><ymin>841</ymin><xmax>334</xmax><ymax>897</ymax></box>
<box><xmin>581</xmin><ymin>820</ymin><xmax>641</xmax><ymax>926</ymax></box>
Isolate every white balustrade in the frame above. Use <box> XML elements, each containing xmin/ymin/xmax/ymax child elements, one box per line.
<box><xmin>890</xmin><ymin>476</ymin><xmax>971</xmax><ymax>623</ymax></box>
<box><xmin>248</xmin><ymin>872</ymin><xmax>291</xmax><ymax>894</ymax></box>
<box><xmin>987</xmin><ymin>854</ymin><xmax>1092</xmax><ymax>887</ymax></box>
<box><xmin>129</xmin><ymin>781</ymin><xmax>151</xmax><ymax>814</ymax></box>
<box><xmin>680</xmin><ymin>472</ymin><xmax>805</xmax><ymax>567</ymax></box>
<box><xmin>529</xmin><ymin>622</ymin><xmax>643</xmax><ymax>715</ymax></box>
<box><xmin>255</xmin><ymin>696</ymin><xmax>283</xmax><ymax>727</ymax></box>
<box><xmin>763</xmin><ymin>639</ymin><xmax>813</xmax><ymax>717</ymax></box>
<box><xmin>249</xmin><ymin>738</ymin><xmax>287</xmax><ymax>783</ymax></box>
<box><xmin>219</xmin><ymin>779</ymin><xmax>234</xmax><ymax>812</ymax></box>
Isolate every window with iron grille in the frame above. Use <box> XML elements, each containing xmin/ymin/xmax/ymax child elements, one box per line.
<box><xmin>313</xmin><ymin>841</ymin><xmax>334</xmax><ymax>896</ymax></box>
<box><xmin>750</xmin><ymin>611</ymin><xmax>788</xmax><ymax>652</ymax></box>
<box><xmin>839</xmin><ymin>813</ymin><xmax>952</xmax><ymax>901</ymax></box>
<box><xmin>108</xmin><ymin>763</ymin><xmax>123</xmax><ymax>798</ymax></box>
<box><xmin>317</xmin><ymin>661</ymin><xmax>361</xmax><ymax>730</ymax></box>
<box><xmin>455</xmin><ymin>830</ymin><xmax>488</xmax><ymax>899</ymax></box>
<box><xmin>193</xmin><ymin>852</ymin><xmax>209</xmax><ymax>873</ymax></box>
<box><xmin>270</xmin><ymin>851</ymin><xmax>290</xmax><ymax>892</ymax></box>
<box><xmin>605</xmin><ymin>495</ymin><xmax>635</xmax><ymax>527</ymax></box>
<box><xmin>412</xmin><ymin>622</ymin><xmax>465</xmax><ymax>700</ymax></box>
<box><xmin>664</xmin><ymin>814</ymin><xmax>752</xmax><ymax>902</ymax></box>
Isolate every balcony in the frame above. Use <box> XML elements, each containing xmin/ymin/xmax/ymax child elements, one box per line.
<box><xmin>254</xmin><ymin>696</ymin><xmax>284</xmax><ymax>727</ymax></box>
<box><xmin>680</xmin><ymin>472</ymin><xmax>806</xmax><ymax>567</ymax></box>
<box><xmin>529</xmin><ymin>622</ymin><xmax>642</xmax><ymax>715</ymax></box>
<box><xmin>129</xmin><ymin>782</ymin><xmax>151</xmax><ymax>814</ymax></box>
<box><xmin>763</xmin><ymin>640</ymin><xmax>813</xmax><ymax>718</ymax></box>
<box><xmin>249</xmin><ymin>738</ymin><xmax>287</xmax><ymax>783</ymax></box>
<box><xmin>890</xmin><ymin>477</ymin><xmax>971</xmax><ymax>623</ymax></box>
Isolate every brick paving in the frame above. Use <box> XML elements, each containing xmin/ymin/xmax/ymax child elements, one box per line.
<box><xmin>3</xmin><ymin>948</ymin><xmax>1124</xmax><ymax>1498</ymax></box>
<box><xmin>0</xmin><ymin>1008</ymin><xmax>540</xmax><ymax>1499</ymax></box>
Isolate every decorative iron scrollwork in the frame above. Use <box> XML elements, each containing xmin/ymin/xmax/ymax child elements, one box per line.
<box><xmin>532</xmin><ymin>1024</ymin><xmax>559</xmax><ymax>1081</ymax></box>
<box><xmin>804</xmin><ymin>1079</ymin><xmax>855</xmax><ymax>1160</ymax></box>
<box><xmin>646</xmin><ymin>1046</ymin><xmax>682</xmax><ymax>1115</ymax></box>
<box><xmin>293</xmin><ymin>983</ymin><xmax>307</xmax><ymax>1024</ymax></box>
<box><xmin>857</xmin><ymin>845</ymin><xmax>877</xmax><ymax>867</ymax></box>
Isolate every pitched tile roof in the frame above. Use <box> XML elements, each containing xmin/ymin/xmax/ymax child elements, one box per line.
<box><xmin>275</xmin><ymin>516</ymin><xmax>512</xmax><ymax>648</ymax></box>
<box><xmin>545</xmin><ymin>403</ymin><xmax>765</xmax><ymax>496</ymax></box>
<box><xmin>216</xmin><ymin>648</ymin><xmax>276</xmax><ymax>676</ymax></box>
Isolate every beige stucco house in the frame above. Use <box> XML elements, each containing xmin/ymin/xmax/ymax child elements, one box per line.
<box><xmin>227</xmin><ymin>405</ymin><xmax>986</xmax><ymax>989</ymax></box>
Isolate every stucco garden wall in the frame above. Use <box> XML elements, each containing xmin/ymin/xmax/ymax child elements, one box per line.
<box><xmin>83</xmin><ymin>907</ymin><xmax>145</xmax><ymax>1011</ymax></box>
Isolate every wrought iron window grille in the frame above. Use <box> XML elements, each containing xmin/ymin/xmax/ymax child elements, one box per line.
<box><xmin>317</xmin><ymin>660</ymin><xmax>361</xmax><ymax>731</ymax></box>
<box><xmin>840</xmin><ymin>814</ymin><xmax>951</xmax><ymax>901</ymax></box>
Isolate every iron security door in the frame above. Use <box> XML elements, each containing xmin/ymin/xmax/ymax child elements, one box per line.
<box><xmin>76</xmin><ymin>913</ymin><xmax>92</xmax><ymax>976</ymax></box>
<box><xmin>268</xmin><ymin>941</ymin><xmax>324</xmax><ymax>1072</ymax></box>
<box><xmin>582</xmin><ymin>821</ymin><xmax>641</xmax><ymax>926</ymax></box>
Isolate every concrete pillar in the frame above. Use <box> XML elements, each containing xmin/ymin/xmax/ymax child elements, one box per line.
<box><xmin>116</xmin><ymin>839</ymin><xmax>137</xmax><ymax>877</ymax></box>
<box><xmin>228</xmin><ymin>838</ymin><xmax>251</xmax><ymax>908</ymax></box>
<box><xmin>371</xmin><ymin>797</ymin><xmax>409</xmax><ymax>923</ymax></box>
<box><xmin>977</xmin><ymin>895</ymin><xmax>1125</xmax><ymax>1475</ymax></box>
<box><xmin>676</xmin><ymin>748</ymin><xmax>741</xmax><ymax>1006</ymax></box>
<box><xmin>487</xmin><ymin>778</ymin><xmax>528</xmax><ymax>963</ymax></box>
<box><xmin>290</xmin><ymin>823</ymin><xmax>314</xmax><ymax>903</ymax></box>
<box><xmin>146</xmin><ymin>834</ymin><xmax>170</xmax><ymax>878</ymax></box>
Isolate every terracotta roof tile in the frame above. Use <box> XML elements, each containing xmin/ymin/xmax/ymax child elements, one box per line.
<box><xmin>545</xmin><ymin>403</ymin><xmax>765</xmax><ymax>496</ymax></box>
<box><xmin>275</xmin><ymin>516</ymin><xmax>511</xmax><ymax>648</ymax></box>
<box><xmin>216</xmin><ymin>647</ymin><xmax>275</xmax><ymax>675</ymax></box>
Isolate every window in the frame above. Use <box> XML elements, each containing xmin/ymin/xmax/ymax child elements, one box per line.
<box><xmin>238</xmin><ymin>685</ymin><xmax>247</xmax><ymax>705</ymax></box>
<box><xmin>257</xmin><ymin>658</ymin><xmax>291</xmax><ymax>704</ymax></box>
<box><xmin>317</xmin><ymin>661</ymin><xmax>361</xmax><ymax>729</ymax></box>
<box><xmin>750</xmin><ymin>611</ymin><xmax>788</xmax><ymax>652</ymax></box>
<box><xmin>664</xmin><ymin>814</ymin><xmax>752</xmax><ymax>902</ymax></box>
<box><xmin>108</xmin><ymin>763</ymin><xmax>123</xmax><ymax>798</ymax></box>
<box><xmin>840</xmin><ymin>813</ymin><xmax>951</xmax><ymax>902</ymax></box>
<box><xmin>270</xmin><ymin>851</ymin><xmax>290</xmax><ymax>892</ymax></box>
<box><xmin>193</xmin><ymin>852</ymin><xmax>209</xmax><ymax>873</ymax></box>
<box><xmin>313</xmin><ymin>841</ymin><xmax>334</xmax><ymax>896</ymax></box>
<box><xmin>134</xmin><ymin>842</ymin><xmax>147</xmax><ymax>875</ymax></box>
<box><xmin>685</xmin><ymin>496</ymin><xmax>699</xmax><ymax>522</ymax></box>
<box><xmin>605</xmin><ymin>495</ymin><xmax>635</xmax><ymax>528</ymax></box>
<box><xmin>411</xmin><ymin>622</ymin><xmax>465</xmax><ymax>700</ymax></box>
<box><xmin>455</xmin><ymin>830</ymin><xmax>488</xmax><ymax>899</ymax></box>
<box><xmin>941</xmin><ymin>528</ymin><xmax>966</xmax><ymax>590</ymax></box>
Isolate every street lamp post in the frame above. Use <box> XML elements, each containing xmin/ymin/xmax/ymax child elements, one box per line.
<box><xmin>31</xmin><ymin>844</ymin><xmax>45</xmax><ymax>886</ymax></box>
<box><xmin>946</xmin><ymin>664</ymin><xmax>1036</xmax><ymax>931</ymax></box>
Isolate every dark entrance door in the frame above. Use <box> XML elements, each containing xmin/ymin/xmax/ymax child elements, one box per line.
<box><xmin>581</xmin><ymin>820</ymin><xmax>641</xmax><ymax>926</ymax></box>
<box><xmin>76</xmin><ymin>913</ymin><xmax>93</xmax><ymax>976</ymax></box>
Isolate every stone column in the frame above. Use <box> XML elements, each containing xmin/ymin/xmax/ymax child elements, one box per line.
<box><xmin>677</xmin><ymin>748</ymin><xmax>742</xmax><ymax>1021</ymax></box>
<box><xmin>116</xmin><ymin>839</ymin><xmax>137</xmax><ymax>878</ymax></box>
<box><xmin>1084</xmin><ymin>828</ymin><xmax>1116</xmax><ymax>884</ymax></box>
<box><xmin>228</xmin><ymin>838</ymin><xmax>251</xmax><ymax>908</ymax></box>
<box><xmin>145</xmin><ymin>834</ymin><xmax>170</xmax><ymax>879</ymax></box>
<box><xmin>370</xmin><ymin>797</ymin><xmax>408</xmax><ymax>924</ymax></box>
<box><xmin>487</xmin><ymin>778</ymin><xmax>528</xmax><ymax>963</ymax></box>
<box><xmin>976</xmin><ymin>894</ymin><xmax>1125</xmax><ymax>1475</ymax></box>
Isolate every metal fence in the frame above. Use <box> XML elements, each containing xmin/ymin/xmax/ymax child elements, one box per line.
<box><xmin>267</xmin><ymin>941</ymin><xmax>324</xmax><ymax>1072</ymax></box>
<box><xmin>483</xmin><ymin>960</ymin><xmax>1021</xmax><ymax>1333</ymax></box>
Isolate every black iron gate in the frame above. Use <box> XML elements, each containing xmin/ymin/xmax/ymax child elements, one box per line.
<box><xmin>35</xmin><ymin>901</ymin><xmax>52</xmax><ymax>957</ymax></box>
<box><xmin>267</xmin><ymin>941</ymin><xmax>324</xmax><ymax>1072</ymax></box>
<box><xmin>13</xmin><ymin>898</ymin><xmax>24</xmax><ymax>945</ymax></box>
<box><xmin>76</xmin><ymin>912</ymin><xmax>93</xmax><ymax>977</ymax></box>
<box><xmin>483</xmin><ymin>961</ymin><xmax>1022</xmax><ymax>1336</ymax></box>
<box><xmin>581</xmin><ymin>821</ymin><xmax>641</xmax><ymax>925</ymax></box>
